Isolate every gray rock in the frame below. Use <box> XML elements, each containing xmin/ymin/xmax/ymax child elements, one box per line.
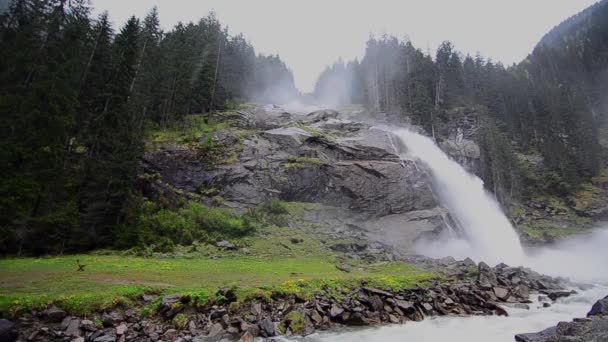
<box><xmin>80</xmin><ymin>319</ymin><xmax>96</xmax><ymax>332</ymax></box>
<box><xmin>216</xmin><ymin>241</ymin><xmax>235</xmax><ymax>250</ymax></box>
<box><xmin>101</xmin><ymin>311</ymin><xmax>124</xmax><ymax>327</ymax></box>
<box><xmin>478</xmin><ymin>262</ymin><xmax>497</xmax><ymax>287</ymax></box>
<box><xmin>588</xmin><ymin>295</ymin><xmax>608</xmax><ymax>317</ymax></box>
<box><xmin>161</xmin><ymin>294</ymin><xmax>181</xmax><ymax>306</ymax></box>
<box><xmin>512</xmin><ymin>285</ymin><xmax>530</xmax><ymax>299</ymax></box>
<box><xmin>394</xmin><ymin>300</ymin><xmax>415</xmax><ymax>314</ymax></box>
<box><xmin>251</xmin><ymin>303</ymin><xmax>262</xmax><ymax>316</ymax></box>
<box><xmin>115</xmin><ymin>323</ymin><xmax>127</xmax><ymax>335</ymax></box>
<box><xmin>42</xmin><ymin>306</ymin><xmax>67</xmax><ymax>323</ymax></box>
<box><xmin>65</xmin><ymin>319</ymin><xmax>81</xmax><ymax>337</ymax></box>
<box><xmin>0</xmin><ymin>319</ymin><xmax>16</xmax><ymax>342</ymax></box>
<box><xmin>93</xmin><ymin>335</ymin><xmax>116</xmax><ymax>342</ymax></box>
<box><xmin>263</xmin><ymin>127</ymin><xmax>312</xmax><ymax>148</ymax></box>
<box><xmin>306</xmin><ymin>109</ymin><xmax>339</xmax><ymax>122</ymax></box>
<box><xmin>515</xmin><ymin>326</ymin><xmax>557</xmax><ymax>342</ymax></box>
<box><xmin>207</xmin><ymin>323</ymin><xmax>224</xmax><ymax>337</ymax></box>
<box><xmin>493</xmin><ymin>287</ymin><xmax>509</xmax><ymax>300</ymax></box>
<box><xmin>259</xmin><ymin>319</ymin><xmax>275</xmax><ymax>337</ymax></box>
<box><xmin>330</xmin><ymin>305</ymin><xmax>344</xmax><ymax>318</ymax></box>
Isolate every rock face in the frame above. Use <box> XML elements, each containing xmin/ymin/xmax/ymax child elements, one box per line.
<box><xmin>515</xmin><ymin>295</ymin><xmax>608</xmax><ymax>342</ymax></box>
<box><xmin>141</xmin><ymin>105</ymin><xmax>449</xmax><ymax>249</ymax></box>
<box><xmin>437</xmin><ymin>107</ymin><xmax>482</xmax><ymax>174</ymax></box>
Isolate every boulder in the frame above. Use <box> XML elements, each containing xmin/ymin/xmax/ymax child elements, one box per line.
<box><xmin>478</xmin><ymin>262</ymin><xmax>497</xmax><ymax>287</ymax></box>
<box><xmin>588</xmin><ymin>295</ymin><xmax>608</xmax><ymax>317</ymax></box>
<box><xmin>216</xmin><ymin>241</ymin><xmax>235</xmax><ymax>250</ymax></box>
<box><xmin>515</xmin><ymin>326</ymin><xmax>557</xmax><ymax>342</ymax></box>
<box><xmin>330</xmin><ymin>305</ymin><xmax>344</xmax><ymax>318</ymax></box>
<box><xmin>394</xmin><ymin>300</ymin><xmax>415</xmax><ymax>314</ymax></box>
<box><xmin>65</xmin><ymin>319</ymin><xmax>81</xmax><ymax>337</ymax></box>
<box><xmin>207</xmin><ymin>323</ymin><xmax>224</xmax><ymax>338</ymax></box>
<box><xmin>0</xmin><ymin>319</ymin><xmax>16</xmax><ymax>342</ymax></box>
<box><xmin>259</xmin><ymin>318</ymin><xmax>275</xmax><ymax>337</ymax></box>
<box><xmin>42</xmin><ymin>306</ymin><xmax>67</xmax><ymax>323</ymax></box>
<box><xmin>115</xmin><ymin>323</ymin><xmax>128</xmax><ymax>336</ymax></box>
<box><xmin>493</xmin><ymin>287</ymin><xmax>509</xmax><ymax>300</ymax></box>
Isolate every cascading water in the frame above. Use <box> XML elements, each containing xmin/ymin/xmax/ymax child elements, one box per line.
<box><xmin>386</xmin><ymin>128</ymin><xmax>525</xmax><ymax>266</ymax></box>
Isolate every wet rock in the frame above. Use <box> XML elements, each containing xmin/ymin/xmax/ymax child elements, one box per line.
<box><xmin>207</xmin><ymin>323</ymin><xmax>226</xmax><ymax>338</ymax></box>
<box><xmin>547</xmin><ymin>291</ymin><xmax>572</xmax><ymax>301</ymax></box>
<box><xmin>493</xmin><ymin>287</ymin><xmax>509</xmax><ymax>300</ymax></box>
<box><xmin>394</xmin><ymin>299</ymin><xmax>415</xmax><ymax>314</ymax></box>
<box><xmin>478</xmin><ymin>262</ymin><xmax>497</xmax><ymax>287</ymax></box>
<box><xmin>263</xmin><ymin>127</ymin><xmax>312</xmax><ymax>148</ymax></box>
<box><xmin>512</xmin><ymin>285</ymin><xmax>530</xmax><ymax>299</ymax></box>
<box><xmin>259</xmin><ymin>319</ymin><xmax>275</xmax><ymax>337</ymax></box>
<box><xmin>515</xmin><ymin>326</ymin><xmax>557</xmax><ymax>342</ymax></box>
<box><xmin>0</xmin><ymin>319</ymin><xmax>16</xmax><ymax>342</ymax></box>
<box><xmin>330</xmin><ymin>305</ymin><xmax>344</xmax><ymax>318</ymax></box>
<box><xmin>42</xmin><ymin>306</ymin><xmax>67</xmax><ymax>323</ymax></box>
<box><xmin>346</xmin><ymin>312</ymin><xmax>370</xmax><ymax>326</ymax></box>
<box><xmin>587</xmin><ymin>295</ymin><xmax>608</xmax><ymax>317</ymax></box>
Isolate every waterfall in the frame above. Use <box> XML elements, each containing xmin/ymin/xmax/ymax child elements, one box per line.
<box><xmin>387</xmin><ymin>128</ymin><xmax>525</xmax><ymax>266</ymax></box>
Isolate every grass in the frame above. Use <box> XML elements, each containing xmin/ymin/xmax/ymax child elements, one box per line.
<box><xmin>285</xmin><ymin>155</ymin><xmax>325</xmax><ymax>170</ymax></box>
<box><xmin>0</xmin><ymin>255</ymin><xmax>436</xmax><ymax>317</ymax></box>
<box><xmin>519</xmin><ymin>221</ymin><xmax>583</xmax><ymax>239</ymax></box>
<box><xmin>145</xmin><ymin>115</ymin><xmax>229</xmax><ymax>145</ymax></box>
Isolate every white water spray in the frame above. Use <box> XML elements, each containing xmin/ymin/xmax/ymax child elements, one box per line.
<box><xmin>388</xmin><ymin>128</ymin><xmax>525</xmax><ymax>266</ymax></box>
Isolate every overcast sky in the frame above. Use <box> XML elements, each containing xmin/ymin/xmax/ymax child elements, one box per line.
<box><xmin>92</xmin><ymin>0</ymin><xmax>599</xmax><ymax>92</ymax></box>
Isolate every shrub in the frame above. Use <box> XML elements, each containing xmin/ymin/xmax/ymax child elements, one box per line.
<box><xmin>118</xmin><ymin>200</ymin><xmax>255</xmax><ymax>248</ymax></box>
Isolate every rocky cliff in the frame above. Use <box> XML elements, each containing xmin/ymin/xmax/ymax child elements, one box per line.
<box><xmin>141</xmin><ymin>105</ymin><xmax>455</xmax><ymax>256</ymax></box>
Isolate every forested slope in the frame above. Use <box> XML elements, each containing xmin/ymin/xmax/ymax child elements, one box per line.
<box><xmin>0</xmin><ymin>1</ymin><xmax>297</xmax><ymax>254</ymax></box>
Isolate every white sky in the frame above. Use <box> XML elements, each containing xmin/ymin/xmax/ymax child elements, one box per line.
<box><xmin>92</xmin><ymin>0</ymin><xmax>600</xmax><ymax>93</ymax></box>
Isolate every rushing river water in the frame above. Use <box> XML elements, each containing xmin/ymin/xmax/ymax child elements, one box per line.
<box><xmin>301</xmin><ymin>283</ymin><xmax>607</xmax><ymax>342</ymax></box>
<box><xmin>295</xmin><ymin>128</ymin><xmax>608</xmax><ymax>342</ymax></box>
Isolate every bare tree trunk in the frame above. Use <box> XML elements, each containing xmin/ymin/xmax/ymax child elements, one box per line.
<box><xmin>79</xmin><ymin>24</ymin><xmax>104</xmax><ymax>96</ymax></box>
<box><xmin>209</xmin><ymin>39</ymin><xmax>222</xmax><ymax>112</ymax></box>
<box><xmin>129</xmin><ymin>39</ymin><xmax>148</xmax><ymax>93</ymax></box>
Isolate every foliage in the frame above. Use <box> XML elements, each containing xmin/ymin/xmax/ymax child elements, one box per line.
<box><xmin>285</xmin><ymin>156</ymin><xmax>325</xmax><ymax>170</ymax></box>
<box><xmin>116</xmin><ymin>200</ymin><xmax>256</xmax><ymax>248</ymax></box>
